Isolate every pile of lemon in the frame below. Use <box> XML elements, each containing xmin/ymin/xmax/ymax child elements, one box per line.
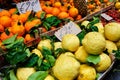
<box><xmin>16</xmin><ymin>21</ymin><xmax>120</xmax><ymax>80</ymax></box>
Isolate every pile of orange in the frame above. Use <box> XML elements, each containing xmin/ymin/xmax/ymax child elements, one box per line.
<box><xmin>0</xmin><ymin>9</ymin><xmax>38</xmax><ymax>45</ymax></box>
<box><xmin>40</xmin><ymin>0</ymin><xmax>82</xmax><ymax>21</ymax></box>
<box><xmin>0</xmin><ymin>0</ymin><xmax>83</xmax><ymax>46</ymax></box>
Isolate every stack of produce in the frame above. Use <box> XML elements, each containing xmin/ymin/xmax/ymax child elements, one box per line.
<box><xmin>87</xmin><ymin>0</ymin><xmax>113</xmax><ymax>14</ymax></box>
<box><xmin>0</xmin><ymin>17</ymin><xmax>120</xmax><ymax>80</ymax></box>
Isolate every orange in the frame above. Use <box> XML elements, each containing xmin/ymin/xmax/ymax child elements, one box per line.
<box><xmin>50</xmin><ymin>26</ymin><xmax>56</xmax><ymax>30</ymax></box>
<box><xmin>24</xmin><ymin>18</ymin><xmax>41</xmax><ymax>32</ymax></box>
<box><xmin>68</xmin><ymin>7</ymin><xmax>78</xmax><ymax>18</ymax></box>
<box><xmin>24</xmin><ymin>34</ymin><xmax>35</xmax><ymax>43</ymax></box>
<box><xmin>96</xmin><ymin>1</ymin><xmax>101</xmax><ymax>5</ymax></box>
<box><xmin>11</xmin><ymin>14</ymin><xmax>19</xmax><ymax>21</ymax></box>
<box><xmin>67</xmin><ymin>16</ymin><xmax>74</xmax><ymax>21</ymax></box>
<box><xmin>19</xmin><ymin>13</ymin><xmax>28</xmax><ymax>23</ymax></box>
<box><xmin>58</xmin><ymin>12</ymin><xmax>69</xmax><ymax>19</ymax></box>
<box><xmin>41</xmin><ymin>27</ymin><xmax>47</xmax><ymax>33</ymax></box>
<box><xmin>51</xmin><ymin>7</ymin><xmax>60</xmax><ymax>16</ymax></box>
<box><xmin>0</xmin><ymin>32</ymin><xmax>13</xmax><ymax>41</ymax></box>
<box><xmin>60</xmin><ymin>6</ymin><xmax>68</xmax><ymax>12</ymax></box>
<box><xmin>0</xmin><ymin>10</ymin><xmax>11</xmax><ymax>17</ymax></box>
<box><xmin>0</xmin><ymin>16</ymin><xmax>12</xmax><ymax>27</ymax></box>
<box><xmin>75</xmin><ymin>15</ymin><xmax>82</xmax><ymax>20</ymax></box>
<box><xmin>0</xmin><ymin>24</ymin><xmax>4</xmax><ymax>32</ymax></box>
<box><xmin>11</xmin><ymin>21</ymin><xmax>25</xmax><ymax>36</ymax></box>
<box><xmin>25</xmin><ymin>21</ymin><xmax>35</xmax><ymax>32</ymax></box>
<box><xmin>9</xmin><ymin>8</ymin><xmax>17</xmax><ymax>15</ymax></box>
<box><xmin>41</xmin><ymin>5</ymin><xmax>47</xmax><ymax>11</ymax></box>
<box><xmin>45</xmin><ymin>1</ymin><xmax>52</xmax><ymax>6</ymax></box>
<box><xmin>87</xmin><ymin>4</ymin><xmax>95</xmax><ymax>9</ymax></box>
<box><xmin>35</xmin><ymin>11</ymin><xmax>45</xmax><ymax>18</ymax></box>
<box><xmin>103</xmin><ymin>0</ymin><xmax>109</xmax><ymax>3</ymax></box>
<box><xmin>44</xmin><ymin>6</ymin><xmax>53</xmax><ymax>14</ymax></box>
<box><xmin>53</xmin><ymin>1</ymin><xmax>62</xmax><ymax>8</ymax></box>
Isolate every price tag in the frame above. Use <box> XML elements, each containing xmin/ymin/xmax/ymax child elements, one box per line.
<box><xmin>17</xmin><ymin>0</ymin><xmax>42</xmax><ymax>14</ymax></box>
<box><xmin>101</xmin><ymin>13</ymin><xmax>113</xmax><ymax>21</ymax></box>
<box><xmin>54</xmin><ymin>21</ymin><xmax>81</xmax><ymax>41</ymax></box>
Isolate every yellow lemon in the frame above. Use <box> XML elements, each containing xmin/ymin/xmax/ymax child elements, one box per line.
<box><xmin>95</xmin><ymin>53</ymin><xmax>111</xmax><ymax>72</ymax></box>
<box><xmin>75</xmin><ymin>46</ymin><xmax>88</xmax><ymax>63</ymax></box>
<box><xmin>16</xmin><ymin>68</ymin><xmax>36</xmax><ymax>80</ymax></box>
<box><xmin>104</xmin><ymin>22</ymin><xmax>120</xmax><ymax>41</ymax></box>
<box><xmin>62</xmin><ymin>34</ymin><xmax>80</xmax><ymax>52</ymax></box>
<box><xmin>52</xmin><ymin>53</ymin><xmax>80</xmax><ymax>80</ymax></box>
<box><xmin>82</xmin><ymin>32</ymin><xmax>106</xmax><ymax>55</ymax></box>
<box><xmin>77</xmin><ymin>64</ymin><xmax>96</xmax><ymax>80</ymax></box>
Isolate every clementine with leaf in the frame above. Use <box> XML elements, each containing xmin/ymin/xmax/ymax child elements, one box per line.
<box><xmin>9</xmin><ymin>8</ymin><xmax>17</xmax><ymax>15</ymax></box>
<box><xmin>25</xmin><ymin>21</ymin><xmax>34</xmax><ymax>32</ymax></box>
<box><xmin>11</xmin><ymin>21</ymin><xmax>25</xmax><ymax>36</ymax></box>
<box><xmin>19</xmin><ymin>13</ymin><xmax>28</xmax><ymax>23</ymax></box>
<box><xmin>44</xmin><ymin>6</ymin><xmax>53</xmax><ymax>14</ymax></box>
<box><xmin>35</xmin><ymin>11</ymin><xmax>45</xmax><ymax>18</ymax></box>
<box><xmin>60</xmin><ymin>6</ymin><xmax>68</xmax><ymax>12</ymax></box>
<box><xmin>24</xmin><ymin>34</ymin><xmax>35</xmax><ymax>44</ymax></box>
<box><xmin>0</xmin><ymin>32</ymin><xmax>13</xmax><ymax>41</ymax></box>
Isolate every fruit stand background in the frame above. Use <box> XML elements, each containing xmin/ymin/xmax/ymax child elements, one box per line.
<box><xmin>1</xmin><ymin>0</ymin><xmax>120</xmax><ymax>80</ymax></box>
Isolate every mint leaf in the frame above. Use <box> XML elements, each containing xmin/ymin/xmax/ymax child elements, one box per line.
<box><xmin>87</xmin><ymin>55</ymin><xmax>100</xmax><ymax>64</ymax></box>
<box><xmin>45</xmin><ymin>55</ymin><xmax>56</xmax><ymax>66</ymax></box>
<box><xmin>2</xmin><ymin>34</ymin><xmax>17</xmax><ymax>45</ymax></box>
<box><xmin>41</xmin><ymin>46</ymin><xmax>52</xmax><ymax>56</ymax></box>
<box><xmin>9</xmin><ymin>70</ymin><xmax>17</xmax><ymax>80</ymax></box>
<box><xmin>27</xmin><ymin>71</ymin><xmax>48</xmax><ymax>80</ymax></box>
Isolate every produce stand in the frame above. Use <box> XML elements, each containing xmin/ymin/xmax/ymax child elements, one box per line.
<box><xmin>1</xmin><ymin>0</ymin><xmax>120</xmax><ymax>80</ymax></box>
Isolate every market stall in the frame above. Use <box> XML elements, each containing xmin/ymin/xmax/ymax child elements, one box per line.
<box><xmin>0</xmin><ymin>0</ymin><xmax>120</xmax><ymax>80</ymax></box>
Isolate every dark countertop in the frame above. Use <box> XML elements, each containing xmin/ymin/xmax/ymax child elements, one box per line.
<box><xmin>102</xmin><ymin>59</ymin><xmax>120</xmax><ymax>80</ymax></box>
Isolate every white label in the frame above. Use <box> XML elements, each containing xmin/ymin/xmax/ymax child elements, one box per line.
<box><xmin>17</xmin><ymin>0</ymin><xmax>42</xmax><ymax>14</ymax></box>
<box><xmin>101</xmin><ymin>13</ymin><xmax>113</xmax><ymax>21</ymax></box>
<box><xmin>55</xmin><ymin>21</ymin><xmax>81</xmax><ymax>41</ymax></box>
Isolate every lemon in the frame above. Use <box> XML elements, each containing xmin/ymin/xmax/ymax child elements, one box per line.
<box><xmin>77</xmin><ymin>64</ymin><xmax>96</xmax><ymax>80</ymax></box>
<box><xmin>94</xmin><ymin>22</ymin><xmax>104</xmax><ymax>35</ymax></box>
<box><xmin>62</xmin><ymin>34</ymin><xmax>80</xmax><ymax>52</ymax></box>
<box><xmin>44</xmin><ymin>75</ymin><xmax>55</xmax><ymax>80</ymax></box>
<box><xmin>95</xmin><ymin>53</ymin><xmax>111</xmax><ymax>72</ymax></box>
<box><xmin>104</xmin><ymin>22</ymin><xmax>120</xmax><ymax>41</ymax></box>
<box><xmin>105</xmin><ymin>40</ymin><xmax>117</xmax><ymax>54</ymax></box>
<box><xmin>115</xmin><ymin>2</ymin><xmax>120</xmax><ymax>9</ymax></box>
<box><xmin>52</xmin><ymin>53</ymin><xmax>80</xmax><ymax>80</ymax></box>
<box><xmin>82</xmin><ymin>32</ymin><xmax>106</xmax><ymax>55</ymax></box>
<box><xmin>37</xmin><ymin>39</ymin><xmax>52</xmax><ymax>50</ymax></box>
<box><xmin>16</xmin><ymin>68</ymin><xmax>36</xmax><ymax>80</ymax></box>
<box><xmin>64</xmin><ymin>52</ymin><xmax>75</xmax><ymax>57</ymax></box>
<box><xmin>81</xmin><ymin>20</ymin><xmax>90</xmax><ymax>27</ymax></box>
<box><xmin>32</xmin><ymin>48</ymin><xmax>43</xmax><ymax>58</ymax></box>
<box><xmin>116</xmin><ymin>40</ymin><xmax>120</xmax><ymax>48</ymax></box>
<box><xmin>54</xmin><ymin>42</ymin><xmax>62</xmax><ymax>50</ymax></box>
<box><xmin>75</xmin><ymin>46</ymin><xmax>88</xmax><ymax>63</ymax></box>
